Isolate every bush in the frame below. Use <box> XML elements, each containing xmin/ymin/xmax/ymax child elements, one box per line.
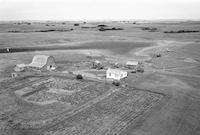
<box><xmin>97</xmin><ymin>24</ymin><xmax>107</xmax><ymax>27</ymax></box>
<box><xmin>74</xmin><ymin>23</ymin><xmax>79</xmax><ymax>26</ymax></box>
<box><xmin>164</xmin><ymin>30</ymin><xmax>199</xmax><ymax>33</ymax></box>
<box><xmin>130</xmin><ymin>70</ymin><xmax>136</xmax><ymax>73</ymax></box>
<box><xmin>112</xmin><ymin>81</ymin><xmax>120</xmax><ymax>86</ymax></box>
<box><xmin>99</xmin><ymin>27</ymin><xmax>105</xmax><ymax>31</ymax></box>
<box><xmin>76</xmin><ymin>74</ymin><xmax>83</xmax><ymax>80</ymax></box>
<box><xmin>156</xmin><ymin>53</ymin><xmax>162</xmax><ymax>57</ymax></box>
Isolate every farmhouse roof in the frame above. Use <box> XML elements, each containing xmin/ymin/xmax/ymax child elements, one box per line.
<box><xmin>107</xmin><ymin>68</ymin><xmax>127</xmax><ymax>74</ymax></box>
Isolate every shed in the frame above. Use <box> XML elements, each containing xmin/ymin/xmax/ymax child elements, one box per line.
<box><xmin>126</xmin><ymin>61</ymin><xmax>139</xmax><ymax>69</ymax></box>
<box><xmin>28</xmin><ymin>55</ymin><xmax>56</xmax><ymax>71</ymax></box>
<box><xmin>106</xmin><ymin>68</ymin><xmax>127</xmax><ymax>81</ymax></box>
<box><xmin>14</xmin><ymin>63</ymin><xmax>26</xmax><ymax>72</ymax></box>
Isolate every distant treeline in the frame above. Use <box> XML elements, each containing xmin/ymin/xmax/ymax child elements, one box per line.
<box><xmin>164</xmin><ymin>30</ymin><xmax>200</xmax><ymax>33</ymax></box>
<box><xmin>14</xmin><ymin>22</ymin><xmax>31</xmax><ymax>25</ymax></box>
<box><xmin>99</xmin><ymin>27</ymin><xmax>124</xmax><ymax>31</ymax></box>
<box><xmin>141</xmin><ymin>27</ymin><xmax>158</xmax><ymax>32</ymax></box>
<box><xmin>97</xmin><ymin>24</ymin><xmax>107</xmax><ymax>27</ymax></box>
<box><xmin>8</xmin><ymin>29</ymin><xmax>73</xmax><ymax>33</ymax></box>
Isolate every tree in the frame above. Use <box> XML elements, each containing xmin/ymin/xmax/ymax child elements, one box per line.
<box><xmin>76</xmin><ymin>74</ymin><xmax>83</xmax><ymax>80</ymax></box>
<box><xmin>112</xmin><ymin>81</ymin><xmax>120</xmax><ymax>86</ymax></box>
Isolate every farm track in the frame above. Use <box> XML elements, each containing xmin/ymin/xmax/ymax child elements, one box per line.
<box><xmin>0</xmin><ymin>76</ymin><xmax>50</xmax><ymax>121</ymax></box>
<box><xmin>21</xmin><ymin>84</ymin><xmax>47</xmax><ymax>97</ymax></box>
<box><xmin>158</xmin><ymin>70</ymin><xmax>200</xmax><ymax>79</ymax></box>
<box><xmin>8</xmin><ymin>77</ymin><xmax>50</xmax><ymax>92</ymax></box>
<box><xmin>0</xmin><ymin>78</ymin><xmax>30</xmax><ymax>89</ymax></box>
<box><xmin>0</xmin><ymin>75</ymin><xmax>50</xmax><ymax>93</ymax></box>
<box><xmin>173</xmin><ymin>103</ymin><xmax>192</xmax><ymax>135</ymax></box>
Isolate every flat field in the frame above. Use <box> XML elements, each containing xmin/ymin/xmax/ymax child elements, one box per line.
<box><xmin>0</xmin><ymin>21</ymin><xmax>200</xmax><ymax>135</ymax></box>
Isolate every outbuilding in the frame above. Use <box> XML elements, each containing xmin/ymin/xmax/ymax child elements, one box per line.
<box><xmin>14</xmin><ymin>63</ymin><xmax>26</xmax><ymax>72</ymax></box>
<box><xmin>91</xmin><ymin>60</ymin><xmax>103</xmax><ymax>70</ymax></box>
<box><xmin>126</xmin><ymin>61</ymin><xmax>139</xmax><ymax>69</ymax></box>
<box><xmin>106</xmin><ymin>68</ymin><xmax>127</xmax><ymax>81</ymax></box>
<box><xmin>28</xmin><ymin>55</ymin><xmax>56</xmax><ymax>71</ymax></box>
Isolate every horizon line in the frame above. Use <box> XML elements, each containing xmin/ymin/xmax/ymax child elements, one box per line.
<box><xmin>1</xmin><ymin>18</ymin><xmax>200</xmax><ymax>22</ymax></box>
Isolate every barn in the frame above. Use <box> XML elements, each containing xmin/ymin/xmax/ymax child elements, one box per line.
<box><xmin>28</xmin><ymin>55</ymin><xmax>56</xmax><ymax>71</ymax></box>
<box><xmin>106</xmin><ymin>68</ymin><xmax>127</xmax><ymax>80</ymax></box>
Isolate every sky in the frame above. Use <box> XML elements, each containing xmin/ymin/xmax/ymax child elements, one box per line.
<box><xmin>0</xmin><ymin>0</ymin><xmax>200</xmax><ymax>21</ymax></box>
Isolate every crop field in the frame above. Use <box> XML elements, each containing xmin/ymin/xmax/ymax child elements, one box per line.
<box><xmin>0</xmin><ymin>74</ymin><xmax>165</xmax><ymax>135</ymax></box>
<box><xmin>43</xmin><ymin>88</ymin><xmax>164</xmax><ymax>135</ymax></box>
<box><xmin>24</xmin><ymin>77</ymin><xmax>110</xmax><ymax>106</ymax></box>
<box><xmin>0</xmin><ymin>75</ymin><xmax>116</xmax><ymax>128</ymax></box>
<box><xmin>0</xmin><ymin>21</ymin><xmax>200</xmax><ymax>135</ymax></box>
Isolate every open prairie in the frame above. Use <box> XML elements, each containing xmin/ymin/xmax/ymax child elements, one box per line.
<box><xmin>0</xmin><ymin>21</ymin><xmax>200</xmax><ymax>135</ymax></box>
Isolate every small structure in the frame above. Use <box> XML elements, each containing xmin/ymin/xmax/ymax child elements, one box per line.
<box><xmin>91</xmin><ymin>60</ymin><xmax>103</xmax><ymax>70</ymax></box>
<box><xmin>126</xmin><ymin>61</ymin><xmax>139</xmax><ymax>69</ymax></box>
<box><xmin>106</xmin><ymin>68</ymin><xmax>127</xmax><ymax>81</ymax></box>
<box><xmin>11</xmin><ymin>72</ymin><xmax>19</xmax><ymax>78</ymax></box>
<box><xmin>111</xmin><ymin>62</ymin><xmax>120</xmax><ymax>68</ymax></box>
<box><xmin>28</xmin><ymin>55</ymin><xmax>56</xmax><ymax>71</ymax></box>
<box><xmin>14</xmin><ymin>63</ymin><xmax>26</xmax><ymax>72</ymax></box>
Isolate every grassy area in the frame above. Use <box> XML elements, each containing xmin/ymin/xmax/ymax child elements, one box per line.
<box><xmin>0</xmin><ymin>21</ymin><xmax>200</xmax><ymax>135</ymax></box>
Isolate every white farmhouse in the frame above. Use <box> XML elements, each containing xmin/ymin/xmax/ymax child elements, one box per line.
<box><xmin>106</xmin><ymin>68</ymin><xmax>127</xmax><ymax>81</ymax></box>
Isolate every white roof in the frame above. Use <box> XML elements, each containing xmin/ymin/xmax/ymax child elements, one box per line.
<box><xmin>28</xmin><ymin>55</ymin><xmax>50</xmax><ymax>68</ymax></box>
<box><xmin>94</xmin><ymin>60</ymin><xmax>101</xmax><ymax>63</ymax></box>
<box><xmin>107</xmin><ymin>68</ymin><xmax>127</xmax><ymax>74</ymax></box>
<box><xmin>126</xmin><ymin>61</ymin><xmax>139</xmax><ymax>66</ymax></box>
<box><xmin>16</xmin><ymin>63</ymin><xmax>26</xmax><ymax>68</ymax></box>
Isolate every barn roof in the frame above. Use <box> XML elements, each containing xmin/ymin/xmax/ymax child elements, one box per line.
<box><xmin>28</xmin><ymin>55</ymin><xmax>51</xmax><ymax>68</ymax></box>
